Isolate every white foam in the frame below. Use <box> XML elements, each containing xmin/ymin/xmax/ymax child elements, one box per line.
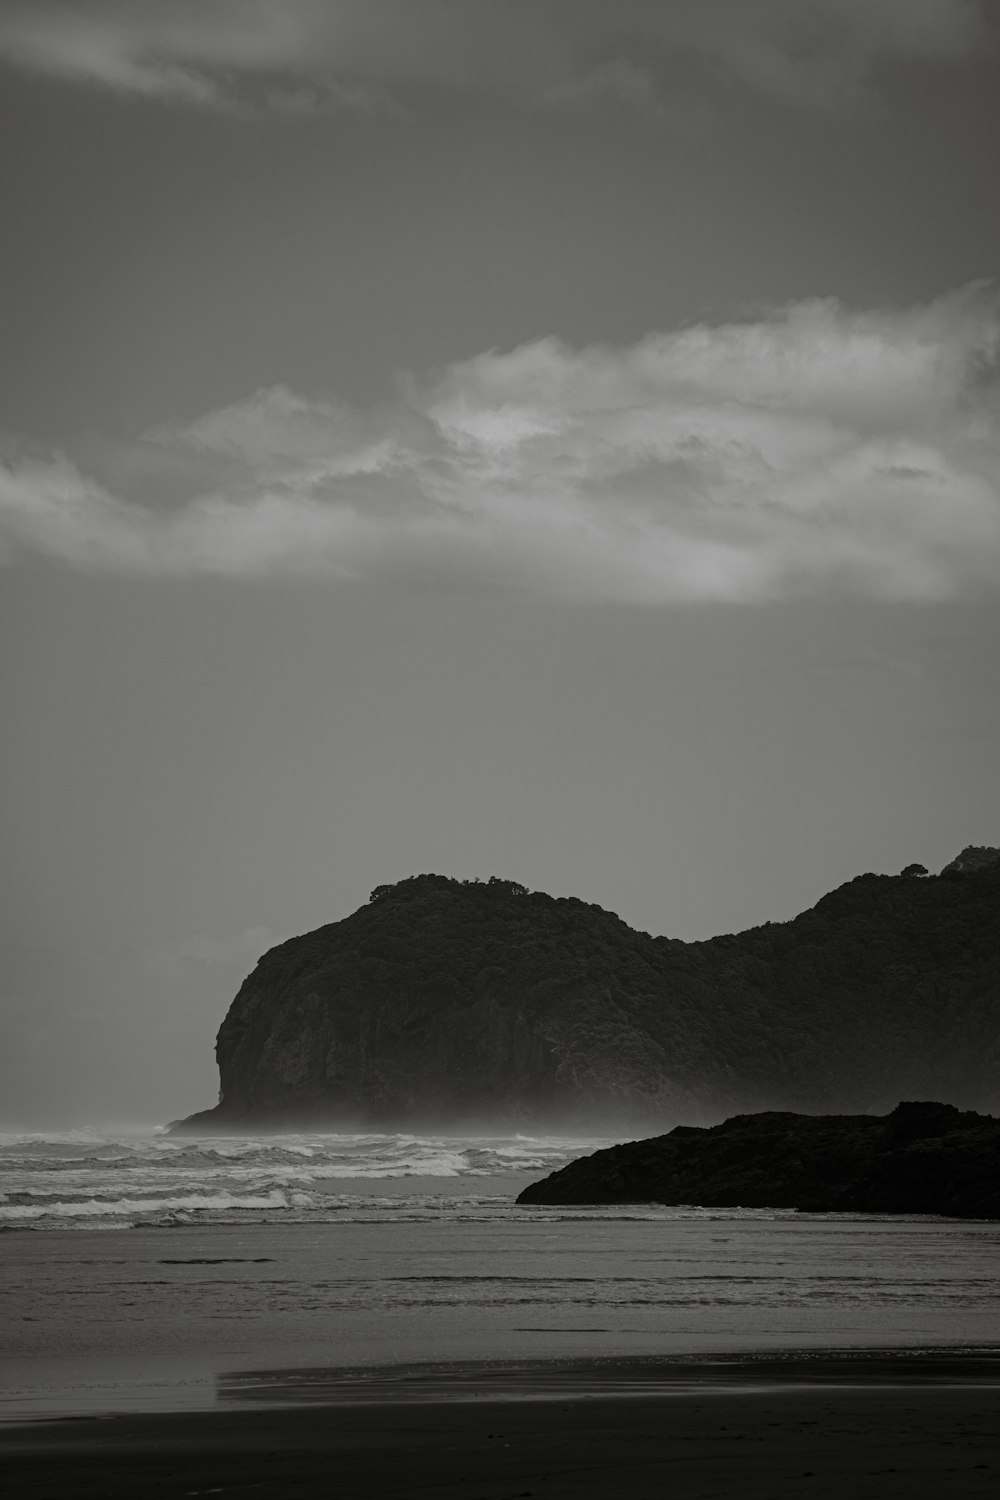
<box><xmin>0</xmin><ymin>1189</ymin><xmax>294</xmax><ymax>1220</ymax></box>
<box><xmin>0</xmin><ymin>1128</ymin><xmax>621</xmax><ymax>1227</ymax></box>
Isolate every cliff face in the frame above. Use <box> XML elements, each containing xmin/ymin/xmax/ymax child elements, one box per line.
<box><xmin>943</xmin><ymin>845</ymin><xmax>1000</xmax><ymax>874</ymax></box>
<box><xmin>515</xmin><ymin>1101</ymin><xmax>1000</xmax><ymax>1218</ymax></box>
<box><xmin>175</xmin><ymin>864</ymin><xmax>1000</xmax><ymax>1132</ymax></box>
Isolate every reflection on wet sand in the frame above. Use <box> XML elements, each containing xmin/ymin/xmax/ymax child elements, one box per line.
<box><xmin>216</xmin><ymin>1347</ymin><xmax>1000</xmax><ymax>1407</ymax></box>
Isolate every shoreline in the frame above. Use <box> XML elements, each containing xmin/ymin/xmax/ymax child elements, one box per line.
<box><xmin>3</xmin><ymin>1344</ymin><xmax>999</xmax><ymax>1425</ymax></box>
<box><xmin>4</xmin><ymin>1352</ymin><xmax>999</xmax><ymax>1499</ymax></box>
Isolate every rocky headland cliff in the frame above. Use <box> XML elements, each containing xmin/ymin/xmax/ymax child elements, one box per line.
<box><xmin>172</xmin><ymin>853</ymin><xmax>1000</xmax><ymax>1132</ymax></box>
<box><xmin>515</xmin><ymin>1101</ymin><xmax>1000</xmax><ymax>1217</ymax></box>
<box><xmin>173</xmin><ymin>852</ymin><xmax>1000</xmax><ymax>1128</ymax></box>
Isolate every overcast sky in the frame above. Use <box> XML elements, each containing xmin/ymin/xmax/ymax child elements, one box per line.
<box><xmin>1</xmin><ymin>0</ymin><xmax>998</xmax><ymax>1125</ymax></box>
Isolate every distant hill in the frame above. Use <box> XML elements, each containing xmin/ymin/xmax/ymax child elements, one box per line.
<box><xmin>516</xmin><ymin>1101</ymin><xmax>1000</xmax><ymax>1218</ymax></box>
<box><xmin>174</xmin><ymin>860</ymin><xmax>1000</xmax><ymax>1132</ymax></box>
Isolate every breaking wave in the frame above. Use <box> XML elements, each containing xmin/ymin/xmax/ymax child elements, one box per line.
<box><xmin>0</xmin><ymin>1127</ymin><xmax>616</xmax><ymax>1229</ymax></box>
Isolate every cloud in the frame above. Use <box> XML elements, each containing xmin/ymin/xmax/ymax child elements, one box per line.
<box><xmin>2</xmin><ymin>286</ymin><xmax>998</xmax><ymax>604</ymax></box>
<box><xmin>0</xmin><ymin>0</ymin><xmax>988</xmax><ymax>114</ymax></box>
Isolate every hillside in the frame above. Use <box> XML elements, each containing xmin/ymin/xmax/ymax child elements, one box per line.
<box><xmin>515</xmin><ymin>1101</ymin><xmax>1000</xmax><ymax>1217</ymax></box>
<box><xmin>174</xmin><ymin>861</ymin><xmax>1000</xmax><ymax>1132</ymax></box>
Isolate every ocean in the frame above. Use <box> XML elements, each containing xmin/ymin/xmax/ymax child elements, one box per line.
<box><xmin>2</xmin><ymin>1127</ymin><xmax>999</xmax><ymax>1420</ymax></box>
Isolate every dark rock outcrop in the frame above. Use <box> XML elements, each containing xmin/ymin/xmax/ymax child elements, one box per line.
<box><xmin>516</xmin><ymin>1101</ymin><xmax>1000</xmax><ymax>1217</ymax></box>
<box><xmin>943</xmin><ymin>845</ymin><xmax>1000</xmax><ymax>874</ymax></box>
<box><xmin>173</xmin><ymin>860</ymin><xmax>1000</xmax><ymax>1133</ymax></box>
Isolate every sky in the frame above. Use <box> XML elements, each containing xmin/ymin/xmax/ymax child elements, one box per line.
<box><xmin>1</xmin><ymin>0</ymin><xmax>998</xmax><ymax>1125</ymax></box>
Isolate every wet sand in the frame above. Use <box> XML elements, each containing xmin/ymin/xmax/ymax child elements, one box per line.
<box><xmin>4</xmin><ymin>1355</ymin><xmax>999</xmax><ymax>1499</ymax></box>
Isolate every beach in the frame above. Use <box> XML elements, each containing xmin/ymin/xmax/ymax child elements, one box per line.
<box><xmin>4</xmin><ymin>1359</ymin><xmax>1000</xmax><ymax>1499</ymax></box>
<box><xmin>3</xmin><ymin>1130</ymin><xmax>999</xmax><ymax>1495</ymax></box>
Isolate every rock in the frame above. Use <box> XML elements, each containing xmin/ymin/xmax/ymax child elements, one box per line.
<box><xmin>171</xmin><ymin>863</ymin><xmax>1000</xmax><ymax>1133</ymax></box>
<box><xmin>942</xmin><ymin>845</ymin><xmax>1000</xmax><ymax>874</ymax></box>
<box><xmin>515</xmin><ymin>1102</ymin><xmax>1000</xmax><ymax>1217</ymax></box>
